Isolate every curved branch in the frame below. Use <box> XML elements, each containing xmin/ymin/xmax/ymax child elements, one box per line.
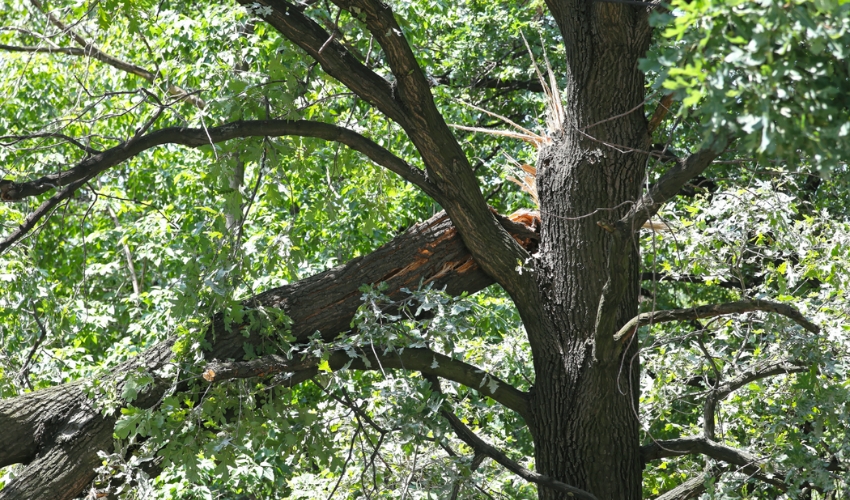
<box><xmin>640</xmin><ymin>436</ymin><xmax>786</xmax><ymax>490</ymax></box>
<box><xmin>0</xmin><ymin>119</ymin><xmax>438</xmax><ymax>254</ymax></box>
<box><xmin>704</xmin><ymin>360</ymin><xmax>808</xmax><ymax>439</ymax></box>
<box><xmin>614</xmin><ymin>299</ymin><xmax>820</xmax><ymax>343</ymax></box>
<box><xmin>203</xmin><ymin>346</ymin><xmax>530</xmax><ymax>419</ymax></box>
<box><xmin>424</xmin><ymin>376</ymin><xmax>597</xmax><ymax>500</ymax></box>
<box><xmin>1</xmin><ymin>119</ymin><xmax>432</xmax><ymax>202</ymax></box>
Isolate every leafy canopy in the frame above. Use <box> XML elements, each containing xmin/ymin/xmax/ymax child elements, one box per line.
<box><xmin>1</xmin><ymin>0</ymin><xmax>849</xmax><ymax>498</ymax></box>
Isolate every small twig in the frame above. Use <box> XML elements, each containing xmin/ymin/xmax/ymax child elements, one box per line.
<box><xmin>0</xmin><ymin>132</ymin><xmax>100</xmax><ymax>155</ymax></box>
<box><xmin>29</xmin><ymin>0</ymin><xmax>157</xmax><ymax>81</ymax></box>
<box><xmin>105</xmin><ymin>204</ymin><xmax>141</xmax><ymax>296</ymax></box>
<box><xmin>17</xmin><ymin>304</ymin><xmax>50</xmax><ymax>390</ymax></box>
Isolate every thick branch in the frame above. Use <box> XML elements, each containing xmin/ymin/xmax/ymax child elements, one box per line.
<box><xmin>327</xmin><ymin>0</ymin><xmax>538</xmax><ymax>325</ymax></box>
<box><xmin>641</xmin><ymin>437</ymin><xmax>786</xmax><ymax>490</ymax></box>
<box><xmin>614</xmin><ymin>299</ymin><xmax>820</xmax><ymax>343</ymax></box>
<box><xmin>425</xmin><ymin>376</ymin><xmax>598</xmax><ymax>500</ymax></box>
<box><xmin>203</xmin><ymin>347</ymin><xmax>530</xmax><ymax>419</ymax></box>
<box><xmin>239</xmin><ymin>0</ymin><xmax>407</xmax><ymax>126</ymax></box>
<box><xmin>654</xmin><ymin>468</ymin><xmax>720</xmax><ymax>500</ymax></box>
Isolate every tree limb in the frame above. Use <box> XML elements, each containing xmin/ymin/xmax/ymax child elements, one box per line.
<box><xmin>619</xmin><ymin>136</ymin><xmax>731</xmax><ymax>233</ymax></box>
<box><xmin>424</xmin><ymin>376</ymin><xmax>598</xmax><ymax>500</ymax></box>
<box><xmin>654</xmin><ymin>467</ymin><xmax>720</xmax><ymax>500</ymax></box>
<box><xmin>0</xmin><ymin>209</ymin><xmax>539</xmax><ymax>498</ymax></box>
<box><xmin>203</xmin><ymin>346</ymin><xmax>531</xmax><ymax>419</ymax></box>
<box><xmin>327</xmin><ymin>0</ymin><xmax>539</xmax><ymax>322</ymax></box>
<box><xmin>0</xmin><ymin>119</ymin><xmax>439</xmax><ymax>254</ymax></box>
<box><xmin>614</xmin><ymin>299</ymin><xmax>820</xmax><ymax>343</ymax></box>
<box><xmin>238</xmin><ymin>0</ymin><xmax>408</xmax><ymax>127</ymax></box>
<box><xmin>1</xmin><ymin>120</ymin><xmax>433</xmax><ymax>202</ymax></box>
<box><xmin>641</xmin><ymin>436</ymin><xmax>786</xmax><ymax>490</ymax></box>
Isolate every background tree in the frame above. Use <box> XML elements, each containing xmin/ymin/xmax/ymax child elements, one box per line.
<box><xmin>0</xmin><ymin>0</ymin><xmax>848</xmax><ymax>499</ymax></box>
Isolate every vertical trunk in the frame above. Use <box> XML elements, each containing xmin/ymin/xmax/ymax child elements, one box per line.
<box><xmin>529</xmin><ymin>2</ymin><xmax>652</xmax><ymax>498</ymax></box>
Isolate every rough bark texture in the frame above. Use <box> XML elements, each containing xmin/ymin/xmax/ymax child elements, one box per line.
<box><xmin>528</xmin><ymin>2</ymin><xmax>652</xmax><ymax>499</ymax></box>
<box><xmin>0</xmin><ymin>211</ymin><xmax>538</xmax><ymax>500</ymax></box>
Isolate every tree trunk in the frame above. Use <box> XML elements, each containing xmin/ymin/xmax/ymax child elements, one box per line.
<box><xmin>529</xmin><ymin>2</ymin><xmax>651</xmax><ymax>498</ymax></box>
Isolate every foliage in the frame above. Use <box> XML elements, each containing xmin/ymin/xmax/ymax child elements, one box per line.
<box><xmin>0</xmin><ymin>0</ymin><xmax>848</xmax><ymax>498</ymax></box>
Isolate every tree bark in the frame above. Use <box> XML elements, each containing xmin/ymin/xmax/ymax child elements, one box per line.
<box><xmin>0</xmin><ymin>210</ymin><xmax>539</xmax><ymax>500</ymax></box>
<box><xmin>528</xmin><ymin>2</ymin><xmax>652</xmax><ymax>498</ymax></box>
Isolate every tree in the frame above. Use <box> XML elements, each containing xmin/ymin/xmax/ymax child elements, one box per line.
<box><xmin>0</xmin><ymin>0</ymin><xmax>848</xmax><ymax>498</ymax></box>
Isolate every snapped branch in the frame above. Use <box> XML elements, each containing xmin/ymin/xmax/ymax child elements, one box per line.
<box><xmin>0</xmin><ymin>209</ymin><xmax>539</xmax><ymax>499</ymax></box>
<box><xmin>203</xmin><ymin>346</ymin><xmax>530</xmax><ymax>419</ymax></box>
